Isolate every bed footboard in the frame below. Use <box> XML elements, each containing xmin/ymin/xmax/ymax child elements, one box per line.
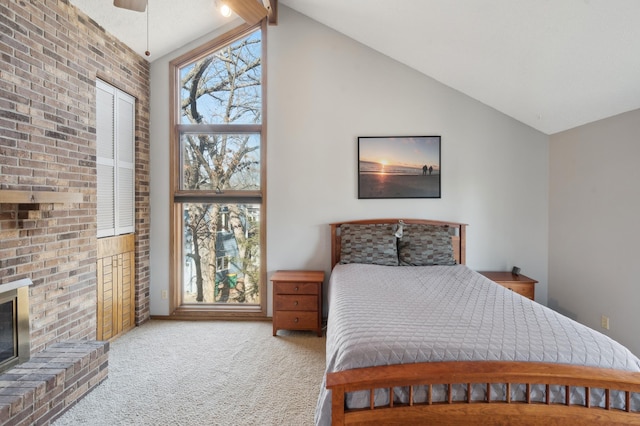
<box><xmin>326</xmin><ymin>361</ymin><xmax>640</xmax><ymax>425</ymax></box>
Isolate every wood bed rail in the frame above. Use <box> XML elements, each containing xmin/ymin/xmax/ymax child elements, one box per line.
<box><xmin>326</xmin><ymin>361</ymin><xmax>640</xmax><ymax>425</ymax></box>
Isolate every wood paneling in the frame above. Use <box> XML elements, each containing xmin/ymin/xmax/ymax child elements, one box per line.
<box><xmin>97</xmin><ymin>234</ymin><xmax>135</xmax><ymax>340</ymax></box>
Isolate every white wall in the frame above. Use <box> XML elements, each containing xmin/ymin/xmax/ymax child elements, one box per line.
<box><xmin>549</xmin><ymin>108</ymin><xmax>640</xmax><ymax>356</ymax></box>
<box><xmin>149</xmin><ymin>6</ymin><xmax>549</xmax><ymax>316</ymax></box>
<box><xmin>149</xmin><ymin>19</ymin><xmax>244</xmax><ymax>316</ymax></box>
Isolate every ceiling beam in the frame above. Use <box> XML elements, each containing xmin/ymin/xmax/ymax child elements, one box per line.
<box><xmin>264</xmin><ymin>0</ymin><xmax>278</xmax><ymax>25</ymax></box>
<box><xmin>226</xmin><ymin>0</ymin><xmax>269</xmax><ymax>26</ymax></box>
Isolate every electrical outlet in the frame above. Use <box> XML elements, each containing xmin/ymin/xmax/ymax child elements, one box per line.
<box><xmin>161</xmin><ymin>290</ymin><xmax>168</xmax><ymax>300</ymax></box>
<box><xmin>601</xmin><ymin>315</ymin><xmax>610</xmax><ymax>330</ymax></box>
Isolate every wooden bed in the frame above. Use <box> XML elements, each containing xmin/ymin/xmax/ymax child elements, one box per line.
<box><xmin>324</xmin><ymin>218</ymin><xmax>640</xmax><ymax>425</ymax></box>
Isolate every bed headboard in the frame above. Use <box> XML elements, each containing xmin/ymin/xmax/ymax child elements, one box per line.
<box><xmin>330</xmin><ymin>218</ymin><xmax>467</xmax><ymax>269</ymax></box>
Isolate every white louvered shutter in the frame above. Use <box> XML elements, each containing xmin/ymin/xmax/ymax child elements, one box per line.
<box><xmin>96</xmin><ymin>79</ymin><xmax>135</xmax><ymax>238</ymax></box>
<box><xmin>116</xmin><ymin>92</ymin><xmax>135</xmax><ymax>234</ymax></box>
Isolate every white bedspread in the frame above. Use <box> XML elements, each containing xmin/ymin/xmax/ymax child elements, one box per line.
<box><xmin>315</xmin><ymin>264</ymin><xmax>640</xmax><ymax>425</ymax></box>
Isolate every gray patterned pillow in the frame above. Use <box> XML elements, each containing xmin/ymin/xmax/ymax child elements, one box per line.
<box><xmin>398</xmin><ymin>224</ymin><xmax>456</xmax><ymax>266</ymax></box>
<box><xmin>339</xmin><ymin>224</ymin><xmax>398</xmax><ymax>266</ymax></box>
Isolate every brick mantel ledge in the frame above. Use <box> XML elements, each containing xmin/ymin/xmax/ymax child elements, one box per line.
<box><xmin>0</xmin><ymin>190</ymin><xmax>83</xmax><ymax>205</ymax></box>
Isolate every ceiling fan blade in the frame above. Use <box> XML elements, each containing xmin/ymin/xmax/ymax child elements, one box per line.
<box><xmin>113</xmin><ymin>0</ymin><xmax>147</xmax><ymax>12</ymax></box>
<box><xmin>226</xmin><ymin>0</ymin><xmax>269</xmax><ymax>25</ymax></box>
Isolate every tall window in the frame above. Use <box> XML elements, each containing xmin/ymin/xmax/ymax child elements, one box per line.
<box><xmin>170</xmin><ymin>23</ymin><xmax>266</xmax><ymax>316</ymax></box>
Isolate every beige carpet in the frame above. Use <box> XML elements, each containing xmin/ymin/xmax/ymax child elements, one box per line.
<box><xmin>52</xmin><ymin>320</ymin><xmax>326</xmax><ymax>426</ymax></box>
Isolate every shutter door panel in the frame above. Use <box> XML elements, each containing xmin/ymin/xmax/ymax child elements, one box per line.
<box><xmin>96</xmin><ymin>80</ymin><xmax>116</xmax><ymax>236</ymax></box>
<box><xmin>117</xmin><ymin>166</ymin><xmax>135</xmax><ymax>233</ymax></box>
<box><xmin>96</xmin><ymin>82</ymin><xmax>114</xmax><ymax>160</ymax></box>
<box><xmin>117</xmin><ymin>93</ymin><xmax>135</xmax><ymax>164</ymax></box>
<box><xmin>97</xmin><ymin>163</ymin><xmax>115</xmax><ymax>237</ymax></box>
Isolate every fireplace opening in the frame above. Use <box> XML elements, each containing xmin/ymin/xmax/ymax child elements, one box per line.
<box><xmin>0</xmin><ymin>278</ymin><xmax>31</xmax><ymax>374</ymax></box>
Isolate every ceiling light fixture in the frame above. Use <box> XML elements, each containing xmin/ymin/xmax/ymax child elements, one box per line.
<box><xmin>217</xmin><ymin>1</ymin><xmax>233</xmax><ymax>17</ymax></box>
<box><xmin>114</xmin><ymin>0</ymin><xmax>146</xmax><ymax>12</ymax></box>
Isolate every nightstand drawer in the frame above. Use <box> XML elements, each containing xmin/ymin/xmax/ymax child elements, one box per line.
<box><xmin>274</xmin><ymin>282</ymin><xmax>318</xmax><ymax>295</ymax></box>
<box><xmin>477</xmin><ymin>271</ymin><xmax>537</xmax><ymax>301</ymax></box>
<box><xmin>501</xmin><ymin>283</ymin><xmax>534</xmax><ymax>299</ymax></box>
<box><xmin>274</xmin><ymin>311</ymin><xmax>318</xmax><ymax>329</ymax></box>
<box><xmin>274</xmin><ymin>294</ymin><xmax>318</xmax><ymax>311</ymax></box>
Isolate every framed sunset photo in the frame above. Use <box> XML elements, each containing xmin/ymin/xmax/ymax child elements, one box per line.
<box><xmin>358</xmin><ymin>136</ymin><xmax>441</xmax><ymax>199</ymax></box>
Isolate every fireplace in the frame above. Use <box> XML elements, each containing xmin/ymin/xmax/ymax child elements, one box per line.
<box><xmin>0</xmin><ymin>278</ymin><xmax>31</xmax><ymax>373</ymax></box>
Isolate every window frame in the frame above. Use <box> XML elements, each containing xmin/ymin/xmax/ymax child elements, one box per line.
<box><xmin>168</xmin><ymin>22</ymin><xmax>267</xmax><ymax>318</ymax></box>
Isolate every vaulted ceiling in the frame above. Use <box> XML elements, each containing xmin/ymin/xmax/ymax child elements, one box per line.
<box><xmin>68</xmin><ymin>0</ymin><xmax>640</xmax><ymax>135</ymax></box>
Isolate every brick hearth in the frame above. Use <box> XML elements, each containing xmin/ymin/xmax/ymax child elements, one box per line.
<box><xmin>0</xmin><ymin>340</ymin><xmax>108</xmax><ymax>426</ymax></box>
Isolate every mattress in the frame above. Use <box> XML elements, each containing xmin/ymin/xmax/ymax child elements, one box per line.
<box><xmin>315</xmin><ymin>263</ymin><xmax>640</xmax><ymax>425</ymax></box>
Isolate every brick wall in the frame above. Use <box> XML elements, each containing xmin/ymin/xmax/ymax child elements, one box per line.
<box><xmin>0</xmin><ymin>0</ymin><xmax>150</xmax><ymax>353</ymax></box>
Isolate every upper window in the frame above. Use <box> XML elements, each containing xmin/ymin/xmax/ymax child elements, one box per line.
<box><xmin>179</xmin><ymin>31</ymin><xmax>262</xmax><ymax>126</ymax></box>
<box><xmin>170</xmin><ymin>23</ymin><xmax>266</xmax><ymax>315</ymax></box>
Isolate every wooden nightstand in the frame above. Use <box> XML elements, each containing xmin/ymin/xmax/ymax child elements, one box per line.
<box><xmin>477</xmin><ymin>271</ymin><xmax>537</xmax><ymax>300</ymax></box>
<box><xmin>271</xmin><ymin>270</ymin><xmax>324</xmax><ymax>337</ymax></box>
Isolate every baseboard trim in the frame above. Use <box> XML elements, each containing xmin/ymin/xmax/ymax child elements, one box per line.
<box><xmin>150</xmin><ymin>314</ymin><xmax>271</xmax><ymax>321</ymax></box>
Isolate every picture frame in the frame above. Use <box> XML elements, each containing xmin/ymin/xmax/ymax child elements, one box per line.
<box><xmin>358</xmin><ymin>136</ymin><xmax>441</xmax><ymax>199</ymax></box>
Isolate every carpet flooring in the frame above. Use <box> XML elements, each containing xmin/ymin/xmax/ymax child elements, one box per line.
<box><xmin>52</xmin><ymin>320</ymin><xmax>326</xmax><ymax>426</ymax></box>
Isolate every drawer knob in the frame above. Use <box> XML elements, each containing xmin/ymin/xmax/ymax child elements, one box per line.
<box><xmin>294</xmin><ymin>301</ymin><xmax>298</xmax><ymax>306</ymax></box>
<box><xmin>294</xmin><ymin>286</ymin><xmax>299</xmax><ymax>291</ymax></box>
<box><xmin>294</xmin><ymin>317</ymin><xmax>299</xmax><ymax>323</ymax></box>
